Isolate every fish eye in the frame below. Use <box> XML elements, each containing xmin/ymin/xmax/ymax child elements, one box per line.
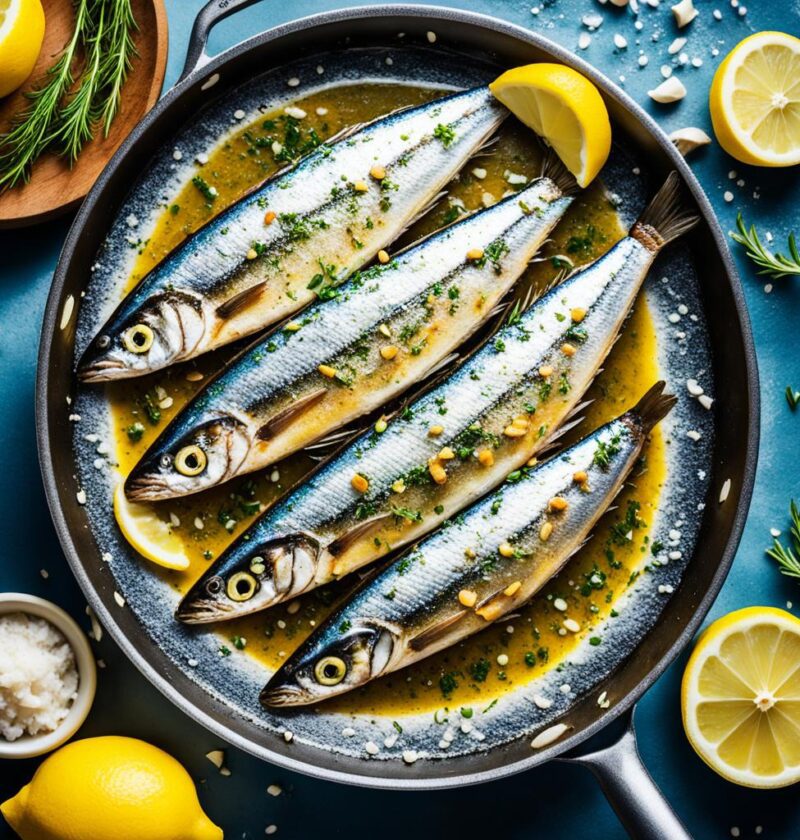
<box><xmin>97</xmin><ymin>335</ymin><xmax>110</xmax><ymax>349</ymax></box>
<box><xmin>122</xmin><ymin>324</ymin><xmax>154</xmax><ymax>354</ymax></box>
<box><xmin>174</xmin><ymin>445</ymin><xmax>207</xmax><ymax>477</ymax></box>
<box><xmin>227</xmin><ymin>572</ymin><xmax>257</xmax><ymax>602</ymax></box>
<box><xmin>314</xmin><ymin>656</ymin><xmax>347</xmax><ymax>686</ymax></box>
<box><xmin>205</xmin><ymin>576</ymin><xmax>223</xmax><ymax>596</ymax></box>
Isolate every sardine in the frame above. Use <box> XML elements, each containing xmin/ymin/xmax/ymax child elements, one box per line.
<box><xmin>78</xmin><ymin>88</ymin><xmax>508</xmax><ymax>381</ymax></box>
<box><xmin>176</xmin><ymin>173</ymin><xmax>696</xmax><ymax>624</ymax></box>
<box><xmin>260</xmin><ymin>383</ymin><xmax>676</xmax><ymax>706</ymax></box>
<box><xmin>124</xmin><ymin>155</ymin><xmax>577</xmax><ymax>501</ymax></box>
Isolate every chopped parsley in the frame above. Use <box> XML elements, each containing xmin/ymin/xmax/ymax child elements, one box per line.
<box><xmin>433</xmin><ymin>122</ymin><xmax>456</xmax><ymax>147</ymax></box>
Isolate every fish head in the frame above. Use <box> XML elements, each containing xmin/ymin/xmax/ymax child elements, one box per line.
<box><xmin>78</xmin><ymin>290</ymin><xmax>207</xmax><ymax>381</ymax></box>
<box><xmin>125</xmin><ymin>415</ymin><xmax>251</xmax><ymax>501</ymax></box>
<box><xmin>260</xmin><ymin>620</ymin><xmax>396</xmax><ymax>706</ymax></box>
<box><xmin>175</xmin><ymin>535</ymin><xmax>321</xmax><ymax>623</ymax></box>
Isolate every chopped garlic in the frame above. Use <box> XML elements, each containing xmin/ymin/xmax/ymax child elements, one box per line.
<box><xmin>672</xmin><ymin>0</ymin><xmax>698</xmax><ymax>27</ymax></box>
<box><xmin>531</xmin><ymin>723</ymin><xmax>569</xmax><ymax>749</ymax></box>
<box><xmin>648</xmin><ymin>77</ymin><xmax>687</xmax><ymax>103</ymax></box>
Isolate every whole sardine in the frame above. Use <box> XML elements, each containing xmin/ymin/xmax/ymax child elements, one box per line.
<box><xmin>176</xmin><ymin>174</ymin><xmax>696</xmax><ymax>624</ymax></box>
<box><xmin>78</xmin><ymin>87</ymin><xmax>507</xmax><ymax>381</ymax></box>
<box><xmin>260</xmin><ymin>384</ymin><xmax>676</xmax><ymax>706</ymax></box>
<box><xmin>124</xmin><ymin>156</ymin><xmax>577</xmax><ymax>501</ymax></box>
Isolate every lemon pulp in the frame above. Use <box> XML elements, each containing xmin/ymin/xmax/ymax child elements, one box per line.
<box><xmin>489</xmin><ymin>63</ymin><xmax>611</xmax><ymax>187</ymax></box>
<box><xmin>682</xmin><ymin>606</ymin><xmax>800</xmax><ymax>788</ymax></box>
<box><xmin>710</xmin><ymin>32</ymin><xmax>800</xmax><ymax>167</ymax></box>
<box><xmin>0</xmin><ymin>0</ymin><xmax>45</xmax><ymax>98</ymax></box>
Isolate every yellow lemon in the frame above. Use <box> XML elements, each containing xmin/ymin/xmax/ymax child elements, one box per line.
<box><xmin>0</xmin><ymin>0</ymin><xmax>45</xmax><ymax>98</ymax></box>
<box><xmin>113</xmin><ymin>480</ymin><xmax>191</xmax><ymax>571</ymax></box>
<box><xmin>681</xmin><ymin>606</ymin><xmax>800</xmax><ymax>788</ymax></box>
<box><xmin>489</xmin><ymin>63</ymin><xmax>611</xmax><ymax>188</ymax></box>
<box><xmin>0</xmin><ymin>736</ymin><xmax>223</xmax><ymax>840</ymax></box>
<box><xmin>709</xmin><ymin>31</ymin><xmax>800</xmax><ymax>167</ymax></box>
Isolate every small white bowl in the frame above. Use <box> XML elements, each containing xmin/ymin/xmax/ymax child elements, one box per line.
<box><xmin>0</xmin><ymin>593</ymin><xmax>97</xmax><ymax>759</ymax></box>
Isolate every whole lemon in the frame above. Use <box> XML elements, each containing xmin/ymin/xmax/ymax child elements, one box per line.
<box><xmin>0</xmin><ymin>736</ymin><xmax>223</xmax><ymax>840</ymax></box>
<box><xmin>0</xmin><ymin>0</ymin><xmax>46</xmax><ymax>98</ymax></box>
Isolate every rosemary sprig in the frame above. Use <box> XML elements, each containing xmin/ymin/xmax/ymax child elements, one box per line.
<box><xmin>731</xmin><ymin>214</ymin><xmax>800</xmax><ymax>280</ymax></box>
<box><xmin>0</xmin><ymin>0</ymin><xmax>137</xmax><ymax>190</ymax></box>
<box><xmin>766</xmin><ymin>501</ymin><xmax>800</xmax><ymax>581</ymax></box>
<box><xmin>0</xmin><ymin>0</ymin><xmax>92</xmax><ymax>190</ymax></box>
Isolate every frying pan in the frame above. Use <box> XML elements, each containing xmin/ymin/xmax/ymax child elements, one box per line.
<box><xmin>36</xmin><ymin>2</ymin><xmax>759</xmax><ymax>837</ymax></box>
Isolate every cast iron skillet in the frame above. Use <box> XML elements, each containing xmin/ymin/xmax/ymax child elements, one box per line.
<box><xmin>36</xmin><ymin>2</ymin><xmax>759</xmax><ymax>837</ymax></box>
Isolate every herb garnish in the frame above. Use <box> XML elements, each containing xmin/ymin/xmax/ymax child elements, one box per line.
<box><xmin>433</xmin><ymin>123</ymin><xmax>456</xmax><ymax>147</ymax></box>
<box><xmin>766</xmin><ymin>501</ymin><xmax>800</xmax><ymax>580</ymax></box>
<box><xmin>731</xmin><ymin>214</ymin><xmax>800</xmax><ymax>279</ymax></box>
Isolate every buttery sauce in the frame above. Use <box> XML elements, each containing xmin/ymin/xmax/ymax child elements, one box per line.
<box><xmin>108</xmin><ymin>83</ymin><xmax>666</xmax><ymax>717</ymax></box>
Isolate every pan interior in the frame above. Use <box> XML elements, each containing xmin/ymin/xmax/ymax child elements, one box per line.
<box><xmin>66</xmin><ymin>43</ymin><xmax>716</xmax><ymax>770</ymax></box>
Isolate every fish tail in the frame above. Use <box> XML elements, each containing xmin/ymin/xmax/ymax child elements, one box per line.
<box><xmin>630</xmin><ymin>381</ymin><xmax>678</xmax><ymax>433</ymax></box>
<box><xmin>630</xmin><ymin>171</ymin><xmax>700</xmax><ymax>251</ymax></box>
<box><xmin>539</xmin><ymin>147</ymin><xmax>581</xmax><ymax>197</ymax></box>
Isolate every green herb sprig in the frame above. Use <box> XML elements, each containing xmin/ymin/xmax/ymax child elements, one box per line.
<box><xmin>731</xmin><ymin>214</ymin><xmax>800</xmax><ymax>280</ymax></box>
<box><xmin>0</xmin><ymin>0</ymin><xmax>138</xmax><ymax>190</ymax></box>
<box><xmin>766</xmin><ymin>501</ymin><xmax>800</xmax><ymax>581</ymax></box>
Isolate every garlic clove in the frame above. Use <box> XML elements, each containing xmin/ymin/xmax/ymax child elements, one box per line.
<box><xmin>648</xmin><ymin>77</ymin><xmax>687</xmax><ymax>104</ymax></box>
<box><xmin>671</xmin><ymin>0</ymin><xmax>698</xmax><ymax>28</ymax></box>
<box><xmin>669</xmin><ymin>127</ymin><xmax>712</xmax><ymax>156</ymax></box>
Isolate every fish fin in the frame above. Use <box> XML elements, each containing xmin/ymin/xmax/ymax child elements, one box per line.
<box><xmin>256</xmin><ymin>388</ymin><xmax>328</xmax><ymax>440</ymax></box>
<box><xmin>539</xmin><ymin>146</ymin><xmax>581</xmax><ymax>197</ymax></box>
<box><xmin>409</xmin><ymin>611</ymin><xmax>468</xmax><ymax>652</ymax></box>
<box><xmin>628</xmin><ymin>381</ymin><xmax>677</xmax><ymax>433</ymax></box>
<box><xmin>216</xmin><ymin>282</ymin><xmax>267</xmax><ymax>320</ymax></box>
<box><xmin>536</xmin><ymin>414</ymin><xmax>588</xmax><ymax>457</ymax></box>
<box><xmin>472</xmin><ymin>134</ymin><xmax>501</xmax><ymax>158</ymax></box>
<box><xmin>630</xmin><ymin>172</ymin><xmax>699</xmax><ymax>252</ymax></box>
<box><xmin>328</xmin><ymin>514</ymin><xmax>394</xmax><ymax>558</ymax></box>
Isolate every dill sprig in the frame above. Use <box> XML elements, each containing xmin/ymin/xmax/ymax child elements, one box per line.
<box><xmin>731</xmin><ymin>214</ymin><xmax>800</xmax><ymax>280</ymax></box>
<box><xmin>766</xmin><ymin>501</ymin><xmax>800</xmax><ymax>581</ymax></box>
<box><xmin>0</xmin><ymin>0</ymin><xmax>138</xmax><ymax>190</ymax></box>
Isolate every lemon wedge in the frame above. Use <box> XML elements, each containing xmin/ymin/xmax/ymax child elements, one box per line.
<box><xmin>709</xmin><ymin>32</ymin><xmax>800</xmax><ymax>167</ymax></box>
<box><xmin>681</xmin><ymin>606</ymin><xmax>800</xmax><ymax>788</ymax></box>
<box><xmin>1</xmin><ymin>736</ymin><xmax>223</xmax><ymax>840</ymax></box>
<box><xmin>0</xmin><ymin>0</ymin><xmax>45</xmax><ymax>98</ymax></box>
<box><xmin>489</xmin><ymin>63</ymin><xmax>611</xmax><ymax>188</ymax></box>
<box><xmin>113</xmin><ymin>481</ymin><xmax>190</xmax><ymax>571</ymax></box>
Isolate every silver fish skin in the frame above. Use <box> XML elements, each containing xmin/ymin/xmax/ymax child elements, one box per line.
<box><xmin>78</xmin><ymin>87</ymin><xmax>507</xmax><ymax>381</ymax></box>
<box><xmin>124</xmin><ymin>165</ymin><xmax>576</xmax><ymax>501</ymax></box>
<box><xmin>175</xmin><ymin>174</ymin><xmax>697</xmax><ymax>625</ymax></box>
<box><xmin>260</xmin><ymin>383</ymin><xmax>676</xmax><ymax>706</ymax></box>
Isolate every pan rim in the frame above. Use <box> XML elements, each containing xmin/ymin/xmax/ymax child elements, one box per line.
<box><xmin>36</xmin><ymin>3</ymin><xmax>760</xmax><ymax>789</ymax></box>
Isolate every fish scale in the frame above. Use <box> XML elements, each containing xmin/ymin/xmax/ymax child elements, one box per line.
<box><xmin>260</xmin><ymin>387</ymin><xmax>675</xmax><ymax>706</ymax></box>
<box><xmin>176</xmin><ymin>173</ymin><xmax>697</xmax><ymax>626</ymax></box>
<box><xmin>78</xmin><ymin>87</ymin><xmax>508</xmax><ymax>381</ymax></box>
<box><xmin>125</xmin><ymin>170</ymin><xmax>575</xmax><ymax>501</ymax></box>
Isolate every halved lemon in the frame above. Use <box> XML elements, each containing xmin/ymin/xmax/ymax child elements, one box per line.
<box><xmin>709</xmin><ymin>32</ymin><xmax>800</xmax><ymax>167</ymax></box>
<box><xmin>0</xmin><ymin>0</ymin><xmax>45</xmax><ymax>98</ymax></box>
<box><xmin>113</xmin><ymin>481</ymin><xmax>190</xmax><ymax>571</ymax></box>
<box><xmin>489</xmin><ymin>63</ymin><xmax>611</xmax><ymax>188</ymax></box>
<box><xmin>681</xmin><ymin>606</ymin><xmax>800</xmax><ymax>788</ymax></box>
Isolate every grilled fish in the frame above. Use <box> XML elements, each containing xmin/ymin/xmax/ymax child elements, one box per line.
<box><xmin>78</xmin><ymin>87</ymin><xmax>507</xmax><ymax>381</ymax></box>
<box><xmin>260</xmin><ymin>383</ymin><xmax>676</xmax><ymax>706</ymax></box>
<box><xmin>124</xmin><ymin>155</ymin><xmax>578</xmax><ymax>501</ymax></box>
<box><xmin>176</xmin><ymin>173</ymin><xmax>696</xmax><ymax>624</ymax></box>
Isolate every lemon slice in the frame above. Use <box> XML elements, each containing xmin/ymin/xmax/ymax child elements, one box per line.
<box><xmin>489</xmin><ymin>63</ymin><xmax>611</xmax><ymax>188</ymax></box>
<box><xmin>113</xmin><ymin>481</ymin><xmax>190</xmax><ymax>571</ymax></box>
<box><xmin>0</xmin><ymin>0</ymin><xmax>45</xmax><ymax>98</ymax></box>
<box><xmin>709</xmin><ymin>31</ymin><xmax>800</xmax><ymax>167</ymax></box>
<box><xmin>681</xmin><ymin>606</ymin><xmax>800</xmax><ymax>788</ymax></box>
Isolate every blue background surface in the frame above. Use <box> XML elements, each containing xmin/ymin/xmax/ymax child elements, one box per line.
<box><xmin>1</xmin><ymin>1</ymin><xmax>799</xmax><ymax>837</ymax></box>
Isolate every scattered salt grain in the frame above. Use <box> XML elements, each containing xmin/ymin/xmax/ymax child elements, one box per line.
<box><xmin>719</xmin><ymin>478</ymin><xmax>731</xmax><ymax>504</ymax></box>
<box><xmin>426</xmin><ymin>31</ymin><xmax>437</xmax><ymax>43</ymax></box>
<box><xmin>614</xmin><ymin>33</ymin><xmax>628</xmax><ymax>49</ymax></box>
<box><xmin>365</xmin><ymin>741</ymin><xmax>379</xmax><ymax>755</ymax></box>
<box><xmin>578</xmin><ymin>33</ymin><xmax>592</xmax><ymax>50</ymax></box>
<box><xmin>533</xmin><ymin>694</ymin><xmax>553</xmax><ymax>709</ymax></box>
<box><xmin>287</xmin><ymin>77</ymin><xmax>300</xmax><ymax>87</ymax></box>
<box><xmin>402</xmin><ymin>749</ymin><xmax>418</xmax><ymax>764</ymax></box>
<box><xmin>723</xmin><ymin>191</ymin><xmax>734</xmax><ymax>203</ymax></box>
<box><xmin>267</xmin><ymin>784</ymin><xmax>282</xmax><ymax>797</ymax></box>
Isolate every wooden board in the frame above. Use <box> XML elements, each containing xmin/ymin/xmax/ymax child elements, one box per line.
<box><xmin>0</xmin><ymin>0</ymin><xmax>168</xmax><ymax>228</ymax></box>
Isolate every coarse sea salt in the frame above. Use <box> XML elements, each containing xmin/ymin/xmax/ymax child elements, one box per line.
<box><xmin>0</xmin><ymin>613</ymin><xmax>78</xmax><ymax>741</ymax></box>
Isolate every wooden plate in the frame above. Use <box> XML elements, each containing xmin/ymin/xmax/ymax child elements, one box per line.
<box><xmin>0</xmin><ymin>0</ymin><xmax>168</xmax><ymax>228</ymax></box>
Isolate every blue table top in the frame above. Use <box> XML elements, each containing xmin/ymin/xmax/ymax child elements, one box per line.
<box><xmin>2</xmin><ymin>1</ymin><xmax>799</xmax><ymax>837</ymax></box>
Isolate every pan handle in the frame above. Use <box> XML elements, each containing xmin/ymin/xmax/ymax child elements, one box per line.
<box><xmin>181</xmin><ymin>0</ymin><xmax>266</xmax><ymax>82</ymax></box>
<box><xmin>561</xmin><ymin>707</ymin><xmax>692</xmax><ymax>840</ymax></box>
